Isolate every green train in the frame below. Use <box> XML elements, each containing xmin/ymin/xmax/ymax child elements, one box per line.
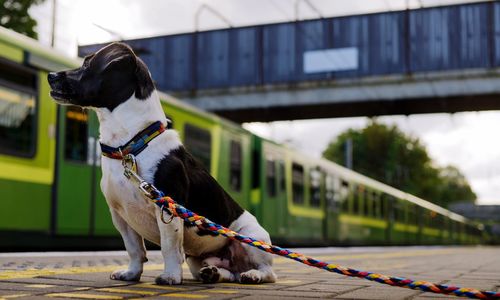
<box><xmin>0</xmin><ymin>27</ymin><xmax>484</xmax><ymax>250</ymax></box>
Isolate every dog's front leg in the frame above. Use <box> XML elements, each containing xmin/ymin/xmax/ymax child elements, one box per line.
<box><xmin>109</xmin><ymin>209</ymin><xmax>147</xmax><ymax>281</ymax></box>
<box><xmin>155</xmin><ymin>208</ymin><xmax>184</xmax><ymax>285</ymax></box>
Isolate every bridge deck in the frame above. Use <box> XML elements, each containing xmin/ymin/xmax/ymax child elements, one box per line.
<box><xmin>0</xmin><ymin>247</ymin><xmax>498</xmax><ymax>299</ymax></box>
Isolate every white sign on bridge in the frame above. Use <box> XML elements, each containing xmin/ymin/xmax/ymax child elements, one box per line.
<box><xmin>303</xmin><ymin>47</ymin><xmax>359</xmax><ymax>74</ymax></box>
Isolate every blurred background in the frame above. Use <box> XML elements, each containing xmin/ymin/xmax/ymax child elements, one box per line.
<box><xmin>25</xmin><ymin>0</ymin><xmax>499</xmax><ymax>205</ymax></box>
<box><xmin>1</xmin><ymin>0</ymin><xmax>499</xmax><ymax>249</ymax></box>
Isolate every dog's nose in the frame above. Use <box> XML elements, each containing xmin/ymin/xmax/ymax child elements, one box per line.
<box><xmin>48</xmin><ymin>72</ymin><xmax>64</xmax><ymax>84</ymax></box>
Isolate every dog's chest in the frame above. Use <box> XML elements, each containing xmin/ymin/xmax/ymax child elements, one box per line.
<box><xmin>100</xmin><ymin>156</ymin><xmax>162</xmax><ymax>243</ymax></box>
<box><xmin>99</xmin><ymin>132</ymin><xmax>179</xmax><ymax>224</ymax></box>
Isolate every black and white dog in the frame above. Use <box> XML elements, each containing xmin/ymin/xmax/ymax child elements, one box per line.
<box><xmin>48</xmin><ymin>42</ymin><xmax>276</xmax><ymax>285</ymax></box>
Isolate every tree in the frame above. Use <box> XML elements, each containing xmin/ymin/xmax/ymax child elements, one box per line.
<box><xmin>322</xmin><ymin>121</ymin><xmax>476</xmax><ymax>207</ymax></box>
<box><xmin>1</xmin><ymin>0</ymin><xmax>45</xmax><ymax>39</ymax></box>
<box><xmin>438</xmin><ymin>166</ymin><xmax>477</xmax><ymax>208</ymax></box>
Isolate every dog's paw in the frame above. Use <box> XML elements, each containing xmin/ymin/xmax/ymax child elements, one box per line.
<box><xmin>110</xmin><ymin>269</ymin><xmax>141</xmax><ymax>281</ymax></box>
<box><xmin>239</xmin><ymin>269</ymin><xmax>262</xmax><ymax>284</ymax></box>
<box><xmin>155</xmin><ymin>273</ymin><xmax>182</xmax><ymax>285</ymax></box>
<box><xmin>199</xmin><ymin>266</ymin><xmax>220</xmax><ymax>283</ymax></box>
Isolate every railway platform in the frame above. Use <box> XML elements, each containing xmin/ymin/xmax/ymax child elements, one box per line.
<box><xmin>0</xmin><ymin>246</ymin><xmax>498</xmax><ymax>300</ymax></box>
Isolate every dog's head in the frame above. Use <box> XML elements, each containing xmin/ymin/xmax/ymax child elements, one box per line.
<box><xmin>48</xmin><ymin>42</ymin><xmax>154</xmax><ymax>111</ymax></box>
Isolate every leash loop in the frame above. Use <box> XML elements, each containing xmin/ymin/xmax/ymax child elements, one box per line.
<box><xmin>159</xmin><ymin>204</ymin><xmax>174</xmax><ymax>224</ymax></box>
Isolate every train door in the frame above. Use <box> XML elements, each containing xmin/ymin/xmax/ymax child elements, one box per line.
<box><xmin>324</xmin><ymin>174</ymin><xmax>339</xmax><ymax>243</ymax></box>
<box><xmin>384</xmin><ymin>194</ymin><xmax>394</xmax><ymax>245</ymax></box>
<box><xmin>260</xmin><ymin>145</ymin><xmax>288</xmax><ymax>240</ymax></box>
<box><xmin>217</xmin><ymin>130</ymin><xmax>251</xmax><ymax>210</ymax></box>
<box><xmin>54</xmin><ymin>106</ymin><xmax>100</xmax><ymax>235</ymax></box>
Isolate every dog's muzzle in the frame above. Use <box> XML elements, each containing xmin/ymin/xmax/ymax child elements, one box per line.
<box><xmin>48</xmin><ymin>72</ymin><xmax>74</xmax><ymax>103</ymax></box>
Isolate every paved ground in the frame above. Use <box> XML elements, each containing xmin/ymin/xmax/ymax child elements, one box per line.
<box><xmin>0</xmin><ymin>246</ymin><xmax>498</xmax><ymax>299</ymax></box>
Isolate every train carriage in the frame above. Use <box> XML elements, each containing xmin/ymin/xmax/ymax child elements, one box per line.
<box><xmin>0</xmin><ymin>26</ymin><xmax>485</xmax><ymax>249</ymax></box>
<box><xmin>0</xmin><ymin>27</ymin><xmax>75</xmax><ymax>243</ymax></box>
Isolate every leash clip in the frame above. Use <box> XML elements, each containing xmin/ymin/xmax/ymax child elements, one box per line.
<box><xmin>122</xmin><ymin>153</ymin><xmax>161</xmax><ymax>200</ymax></box>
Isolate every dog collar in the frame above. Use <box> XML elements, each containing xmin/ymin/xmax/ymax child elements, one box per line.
<box><xmin>100</xmin><ymin>120</ymin><xmax>167</xmax><ymax>159</ymax></box>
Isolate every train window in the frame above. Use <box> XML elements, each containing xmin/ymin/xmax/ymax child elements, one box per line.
<box><xmin>64</xmin><ymin>107</ymin><xmax>88</xmax><ymax>162</ymax></box>
<box><xmin>408</xmin><ymin>204</ymin><xmax>417</xmax><ymax>225</ymax></box>
<box><xmin>392</xmin><ymin>200</ymin><xmax>399</xmax><ymax>222</ymax></box>
<box><xmin>436</xmin><ymin>214</ymin><xmax>444</xmax><ymax>229</ymax></box>
<box><xmin>341</xmin><ymin>180</ymin><xmax>350</xmax><ymax>212</ymax></box>
<box><xmin>292</xmin><ymin>163</ymin><xmax>304</xmax><ymax>205</ymax></box>
<box><xmin>364</xmin><ymin>190</ymin><xmax>371</xmax><ymax>216</ymax></box>
<box><xmin>387</xmin><ymin>196</ymin><xmax>396</xmax><ymax>221</ymax></box>
<box><xmin>395</xmin><ymin>201</ymin><xmax>405</xmax><ymax>223</ymax></box>
<box><xmin>381</xmin><ymin>194</ymin><xmax>387</xmax><ymax>219</ymax></box>
<box><xmin>0</xmin><ymin>60</ymin><xmax>37</xmax><ymax>157</ymax></box>
<box><xmin>184</xmin><ymin>124</ymin><xmax>211</xmax><ymax>170</ymax></box>
<box><xmin>429</xmin><ymin>210</ymin><xmax>438</xmax><ymax>228</ymax></box>
<box><xmin>266</xmin><ymin>159</ymin><xmax>276</xmax><ymax>197</ymax></box>
<box><xmin>325</xmin><ymin>175</ymin><xmax>335</xmax><ymax>208</ymax></box>
<box><xmin>229</xmin><ymin>140</ymin><xmax>242</xmax><ymax>191</ymax></box>
<box><xmin>309</xmin><ymin>168</ymin><xmax>321</xmax><ymax>207</ymax></box>
<box><xmin>423</xmin><ymin>210</ymin><xmax>431</xmax><ymax>228</ymax></box>
<box><xmin>251</xmin><ymin>148</ymin><xmax>260</xmax><ymax>189</ymax></box>
<box><xmin>433</xmin><ymin>214</ymin><xmax>439</xmax><ymax>229</ymax></box>
<box><xmin>372</xmin><ymin>192</ymin><xmax>380</xmax><ymax>218</ymax></box>
<box><xmin>278</xmin><ymin>161</ymin><xmax>286</xmax><ymax>193</ymax></box>
<box><xmin>353</xmin><ymin>185</ymin><xmax>361</xmax><ymax>215</ymax></box>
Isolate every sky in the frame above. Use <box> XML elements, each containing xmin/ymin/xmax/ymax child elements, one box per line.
<box><xmin>29</xmin><ymin>0</ymin><xmax>499</xmax><ymax>205</ymax></box>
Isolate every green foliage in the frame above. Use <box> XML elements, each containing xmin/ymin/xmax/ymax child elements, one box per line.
<box><xmin>322</xmin><ymin>121</ymin><xmax>476</xmax><ymax>207</ymax></box>
<box><xmin>0</xmin><ymin>0</ymin><xmax>45</xmax><ymax>39</ymax></box>
<box><xmin>438</xmin><ymin>165</ymin><xmax>477</xmax><ymax>208</ymax></box>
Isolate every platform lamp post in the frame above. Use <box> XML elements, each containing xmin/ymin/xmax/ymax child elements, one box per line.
<box><xmin>50</xmin><ymin>0</ymin><xmax>56</xmax><ymax>47</ymax></box>
<box><xmin>344</xmin><ymin>138</ymin><xmax>353</xmax><ymax>170</ymax></box>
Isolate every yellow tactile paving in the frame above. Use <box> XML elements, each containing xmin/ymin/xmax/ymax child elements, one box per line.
<box><xmin>46</xmin><ymin>292</ymin><xmax>123</xmax><ymax>299</ymax></box>
<box><xmin>24</xmin><ymin>284</ymin><xmax>56</xmax><ymax>288</ymax></box>
<box><xmin>275</xmin><ymin>279</ymin><xmax>302</xmax><ymax>284</ymax></box>
<box><xmin>206</xmin><ymin>289</ymin><xmax>239</xmax><ymax>294</ymax></box>
<box><xmin>97</xmin><ymin>287</ymin><xmax>158</xmax><ymax>295</ymax></box>
<box><xmin>2</xmin><ymin>294</ymin><xmax>31</xmax><ymax>299</ymax></box>
<box><xmin>131</xmin><ymin>283</ymin><xmax>186</xmax><ymax>291</ymax></box>
<box><xmin>159</xmin><ymin>293</ymin><xmax>208</xmax><ymax>299</ymax></box>
<box><xmin>0</xmin><ymin>263</ymin><xmax>163</xmax><ymax>280</ymax></box>
<box><xmin>219</xmin><ymin>283</ymin><xmax>267</xmax><ymax>288</ymax></box>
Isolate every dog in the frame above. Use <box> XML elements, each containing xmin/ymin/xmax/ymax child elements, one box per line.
<box><xmin>48</xmin><ymin>42</ymin><xmax>276</xmax><ymax>285</ymax></box>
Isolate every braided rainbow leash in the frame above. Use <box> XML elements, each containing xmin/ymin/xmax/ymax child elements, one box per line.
<box><xmin>153</xmin><ymin>195</ymin><xmax>499</xmax><ymax>300</ymax></box>
<box><xmin>119</xmin><ymin>153</ymin><xmax>498</xmax><ymax>300</ymax></box>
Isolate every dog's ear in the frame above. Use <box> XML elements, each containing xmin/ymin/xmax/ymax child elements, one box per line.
<box><xmin>134</xmin><ymin>57</ymin><xmax>155</xmax><ymax>99</ymax></box>
<box><xmin>102</xmin><ymin>54</ymin><xmax>134</xmax><ymax>72</ymax></box>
